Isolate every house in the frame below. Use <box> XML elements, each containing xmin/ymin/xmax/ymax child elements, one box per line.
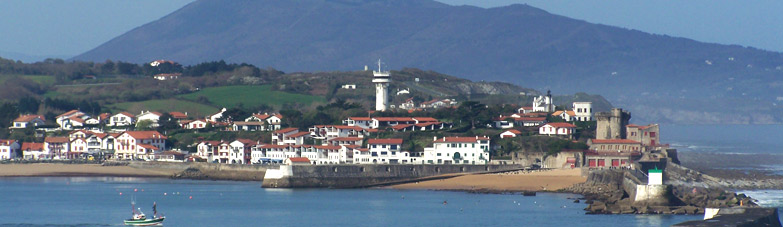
<box><xmin>114</xmin><ymin>131</ymin><xmax>167</xmax><ymax>160</ymax></box>
<box><xmin>344</xmin><ymin>117</ymin><xmax>373</xmax><ymax>129</ymax></box>
<box><xmin>272</xmin><ymin>128</ymin><xmax>309</xmax><ymax>145</ymax></box>
<box><xmin>344</xmin><ymin>117</ymin><xmax>440</xmax><ymax>129</ymax></box>
<box><xmin>183</xmin><ymin>119</ymin><xmax>208</xmax><ymax>129</ymax></box>
<box><xmin>399</xmin><ymin>98</ymin><xmax>416</xmax><ymax>110</ymax></box>
<box><xmin>584</xmin><ymin>150</ymin><xmax>641</xmax><ymax>168</ymax></box>
<box><xmin>10</xmin><ymin>114</ymin><xmax>45</xmax><ymax>129</ymax></box>
<box><xmin>195</xmin><ymin>141</ymin><xmax>222</xmax><ymax>162</ymax></box>
<box><xmin>419</xmin><ymin>99</ymin><xmax>457</xmax><ymax>109</ymax></box>
<box><xmin>588</xmin><ymin>139</ymin><xmax>643</xmax><ymax>152</ymax></box>
<box><xmin>353</xmin><ymin>138</ymin><xmax>412</xmax><ymax>164</ymax></box>
<box><xmin>229</xmin><ymin>139</ymin><xmax>257</xmax><ymax>164</ymax></box>
<box><xmin>626</xmin><ymin>124</ymin><xmax>660</xmax><ymax>146</ymax></box>
<box><xmin>341</xmin><ymin>84</ymin><xmax>356</xmax><ymax>89</ymax></box>
<box><xmin>69</xmin><ymin>138</ymin><xmax>88</xmax><ymax>159</ymax></box>
<box><xmin>207</xmin><ymin>108</ymin><xmax>227</xmax><ymax>123</ymax></box>
<box><xmin>284</xmin><ymin>157</ymin><xmax>311</xmax><ymax>165</ymax></box>
<box><xmin>136</xmin><ymin>111</ymin><xmax>162</xmax><ymax>128</ymax></box>
<box><xmin>539</xmin><ymin>123</ymin><xmax>577</xmax><ymax>137</ymax></box>
<box><xmin>500</xmin><ymin>129</ymin><xmax>522</xmax><ymax>138</ymax></box>
<box><xmin>150</xmin><ymin>150</ymin><xmax>186</xmax><ymax>162</ymax></box>
<box><xmin>327</xmin><ymin>137</ymin><xmax>363</xmax><ymax>147</ymax></box>
<box><xmin>492</xmin><ymin>116</ymin><xmax>515</xmax><ymax>129</ymax></box>
<box><xmin>513</xmin><ymin>117</ymin><xmax>547</xmax><ymax>127</ymax></box>
<box><xmin>108</xmin><ymin>112</ymin><xmax>135</xmax><ymax>127</ymax></box>
<box><xmin>422</xmin><ymin>136</ymin><xmax>490</xmax><ymax>165</ymax></box>
<box><xmin>0</xmin><ymin>140</ymin><xmax>20</xmax><ymax>160</ymax></box>
<box><xmin>572</xmin><ymin>102</ymin><xmax>593</xmax><ymax>121</ymax></box>
<box><xmin>149</xmin><ymin>59</ymin><xmax>176</xmax><ymax>67</ymax></box>
<box><xmin>258</xmin><ymin>144</ymin><xmax>296</xmax><ymax>162</ymax></box>
<box><xmin>517</xmin><ymin>106</ymin><xmax>534</xmax><ymax>114</ymax></box>
<box><xmin>56</xmin><ymin>110</ymin><xmax>86</xmax><ymax>129</ymax></box>
<box><xmin>532</xmin><ymin>91</ymin><xmax>555</xmax><ymax>112</ymax></box>
<box><xmin>21</xmin><ymin>142</ymin><xmax>46</xmax><ymax>160</ymax></box>
<box><xmin>169</xmin><ymin>112</ymin><xmax>189</xmax><ymax>121</ymax></box>
<box><xmin>44</xmin><ymin>137</ymin><xmax>70</xmax><ymax>159</ymax></box>
<box><xmin>240</xmin><ymin>113</ymin><xmax>282</xmax><ymax>131</ymax></box>
<box><xmin>552</xmin><ymin>110</ymin><xmax>576</xmax><ymax>122</ymax></box>
<box><xmin>309</xmin><ymin>125</ymin><xmax>365</xmax><ymax>140</ymax></box>
<box><xmin>153</xmin><ymin>73</ymin><xmax>181</xmax><ymax>80</ymax></box>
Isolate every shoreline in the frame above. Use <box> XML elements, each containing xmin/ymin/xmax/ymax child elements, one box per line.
<box><xmin>389</xmin><ymin>168</ymin><xmax>586</xmax><ymax>192</ymax></box>
<box><xmin>0</xmin><ymin>163</ymin><xmax>178</xmax><ymax>178</ymax></box>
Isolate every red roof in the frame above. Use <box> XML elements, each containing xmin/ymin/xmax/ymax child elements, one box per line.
<box><xmin>374</xmin><ymin>117</ymin><xmax>415</xmax><ymax>122</ymax></box>
<box><xmin>44</xmin><ymin>137</ymin><xmax>69</xmax><ymax>143</ymax></box>
<box><xmin>329</xmin><ymin>137</ymin><xmax>363</xmax><ymax>141</ymax></box>
<box><xmin>390</xmin><ymin>124</ymin><xmax>414</xmax><ymax>130</ymax></box>
<box><xmin>68</xmin><ymin>116</ymin><xmax>86</xmax><ymax>123</ymax></box>
<box><xmin>14</xmin><ymin>115</ymin><xmax>44</xmax><ymax>122</ymax></box>
<box><xmin>115</xmin><ymin>112</ymin><xmax>135</xmax><ymax>118</ymax></box>
<box><xmin>515</xmin><ymin>117</ymin><xmax>546</xmax><ymax>121</ymax></box>
<box><xmin>21</xmin><ymin>142</ymin><xmax>44</xmax><ymax>151</ymax></box>
<box><xmin>348</xmin><ymin>117</ymin><xmax>372</xmax><ymax>121</ymax></box>
<box><xmin>415</xmin><ymin>122</ymin><xmax>442</xmax><ymax>127</ymax></box>
<box><xmin>314</xmin><ymin>145</ymin><xmax>342</xmax><ymax>150</ymax></box>
<box><xmin>274</xmin><ymin>128</ymin><xmax>298</xmax><ymax>134</ymax></box>
<box><xmin>170</xmin><ymin>112</ymin><xmax>188</xmax><ymax>119</ymax></box>
<box><xmin>288</xmin><ymin>132</ymin><xmax>311</xmax><ymax>138</ymax></box>
<box><xmin>590</xmin><ymin>139</ymin><xmax>640</xmax><ymax>144</ymax></box>
<box><xmin>0</xmin><ymin>140</ymin><xmax>15</xmax><ymax>146</ymax></box>
<box><xmin>56</xmin><ymin>110</ymin><xmax>82</xmax><ymax>119</ymax></box>
<box><xmin>504</xmin><ymin>129</ymin><xmax>522</xmax><ymax>134</ymax></box>
<box><xmin>123</xmin><ymin>131</ymin><xmax>167</xmax><ymax>140</ymax></box>
<box><xmin>287</xmin><ymin>157</ymin><xmax>310</xmax><ymax>163</ymax></box>
<box><xmin>413</xmin><ymin>117</ymin><xmax>438</xmax><ymax>122</ymax></box>
<box><xmin>544</xmin><ymin>123</ymin><xmax>577</xmax><ymax>128</ymax></box>
<box><xmin>434</xmin><ymin>136</ymin><xmax>490</xmax><ymax>143</ymax></box>
<box><xmin>137</xmin><ymin>144</ymin><xmax>160</xmax><ymax>150</ymax></box>
<box><xmin>234</xmin><ymin>139</ymin><xmax>257</xmax><ymax>146</ymax></box>
<box><xmin>367</xmin><ymin>138</ymin><xmax>403</xmax><ymax>144</ymax></box>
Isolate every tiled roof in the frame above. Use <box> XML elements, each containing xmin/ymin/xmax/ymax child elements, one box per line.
<box><xmin>590</xmin><ymin>139</ymin><xmax>640</xmax><ymax>144</ymax></box>
<box><xmin>0</xmin><ymin>139</ymin><xmax>15</xmax><ymax>146</ymax></box>
<box><xmin>21</xmin><ymin>142</ymin><xmax>44</xmax><ymax>151</ymax></box>
<box><xmin>274</xmin><ymin>128</ymin><xmax>298</xmax><ymax>134</ymax></box>
<box><xmin>390</xmin><ymin>124</ymin><xmax>414</xmax><ymax>130</ymax></box>
<box><xmin>14</xmin><ymin>115</ymin><xmax>44</xmax><ymax>122</ymax></box>
<box><xmin>434</xmin><ymin>136</ymin><xmax>490</xmax><ymax>143</ymax></box>
<box><xmin>413</xmin><ymin>117</ymin><xmax>438</xmax><ymax>122</ymax></box>
<box><xmin>348</xmin><ymin>117</ymin><xmax>372</xmax><ymax>121</ymax></box>
<box><xmin>515</xmin><ymin>117</ymin><xmax>546</xmax><ymax>121</ymax></box>
<box><xmin>287</xmin><ymin>157</ymin><xmax>310</xmax><ymax>163</ymax></box>
<box><xmin>367</xmin><ymin>138</ymin><xmax>403</xmax><ymax>144</ymax></box>
<box><xmin>504</xmin><ymin>129</ymin><xmax>522</xmax><ymax>134</ymax></box>
<box><xmin>56</xmin><ymin>110</ymin><xmax>82</xmax><ymax>119</ymax></box>
<box><xmin>374</xmin><ymin>117</ymin><xmax>416</xmax><ymax>122</ymax></box>
<box><xmin>287</xmin><ymin>132</ymin><xmax>311</xmax><ymax>138</ymax></box>
<box><xmin>137</xmin><ymin>144</ymin><xmax>160</xmax><ymax>150</ymax></box>
<box><xmin>544</xmin><ymin>123</ymin><xmax>577</xmax><ymax>128</ymax></box>
<box><xmin>169</xmin><ymin>112</ymin><xmax>188</xmax><ymax>119</ymax></box>
<box><xmin>45</xmin><ymin>137</ymin><xmax>69</xmax><ymax>143</ymax></box>
<box><xmin>329</xmin><ymin>137</ymin><xmax>363</xmax><ymax>141</ymax></box>
<box><xmin>124</xmin><ymin>131</ymin><xmax>167</xmax><ymax>140</ymax></box>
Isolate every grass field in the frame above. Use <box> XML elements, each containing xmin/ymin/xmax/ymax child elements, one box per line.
<box><xmin>0</xmin><ymin>74</ymin><xmax>56</xmax><ymax>86</ymax></box>
<box><xmin>109</xmin><ymin>99</ymin><xmax>219</xmax><ymax>117</ymax></box>
<box><xmin>178</xmin><ymin>85</ymin><xmax>326</xmax><ymax>108</ymax></box>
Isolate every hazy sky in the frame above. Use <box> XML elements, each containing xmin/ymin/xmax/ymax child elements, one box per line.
<box><xmin>2</xmin><ymin>0</ymin><xmax>782</xmax><ymax>60</ymax></box>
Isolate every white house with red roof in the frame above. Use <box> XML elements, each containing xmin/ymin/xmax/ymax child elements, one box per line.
<box><xmin>552</xmin><ymin>110</ymin><xmax>576</xmax><ymax>122</ymax></box>
<box><xmin>343</xmin><ymin>117</ymin><xmax>440</xmax><ymax>129</ymax></box>
<box><xmin>56</xmin><ymin>110</ymin><xmax>86</xmax><ymax>129</ymax></box>
<box><xmin>229</xmin><ymin>139</ymin><xmax>257</xmax><ymax>164</ymax></box>
<box><xmin>344</xmin><ymin>117</ymin><xmax>373</xmax><ymax>129</ymax></box>
<box><xmin>44</xmin><ymin>137</ymin><xmax>70</xmax><ymax>159</ymax></box>
<box><xmin>114</xmin><ymin>131</ymin><xmax>167</xmax><ymax>160</ymax></box>
<box><xmin>500</xmin><ymin>129</ymin><xmax>522</xmax><ymax>138</ymax></box>
<box><xmin>207</xmin><ymin>108</ymin><xmax>227</xmax><ymax>123</ymax></box>
<box><xmin>241</xmin><ymin>113</ymin><xmax>282</xmax><ymax>131</ymax></box>
<box><xmin>70</xmin><ymin>138</ymin><xmax>88</xmax><ymax>159</ymax></box>
<box><xmin>195</xmin><ymin>141</ymin><xmax>221</xmax><ymax>161</ymax></box>
<box><xmin>272</xmin><ymin>128</ymin><xmax>309</xmax><ymax>145</ymax></box>
<box><xmin>10</xmin><ymin>114</ymin><xmax>45</xmax><ymax>129</ymax></box>
<box><xmin>136</xmin><ymin>111</ymin><xmax>163</xmax><ymax>127</ymax></box>
<box><xmin>422</xmin><ymin>136</ymin><xmax>490</xmax><ymax>164</ymax></box>
<box><xmin>309</xmin><ymin>125</ymin><xmax>365</xmax><ymax>140</ymax></box>
<box><xmin>0</xmin><ymin>140</ymin><xmax>20</xmax><ymax>160</ymax></box>
<box><xmin>182</xmin><ymin>119</ymin><xmax>208</xmax><ymax>129</ymax></box>
<box><xmin>109</xmin><ymin>112</ymin><xmax>135</xmax><ymax>127</ymax></box>
<box><xmin>354</xmin><ymin>138</ymin><xmax>414</xmax><ymax>164</ymax></box>
<box><xmin>517</xmin><ymin>106</ymin><xmax>534</xmax><ymax>114</ymax></box>
<box><xmin>21</xmin><ymin>142</ymin><xmax>46</xmax><ymax>160</ymax></box>
<box><xmin>539</xmin><ymin>122</ymin><xmax>577</xmax><ymax>137</ymax></box>
<box><xmin>326</xmin><ymin>137</ymin><xmax>363</xmax><ymax>147</ymax></box>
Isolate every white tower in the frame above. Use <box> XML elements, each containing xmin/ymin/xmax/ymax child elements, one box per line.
<box><xmin>373</xmin><ymin>59</ymin><xmax>390</xmax><ymax>111</ymax></box>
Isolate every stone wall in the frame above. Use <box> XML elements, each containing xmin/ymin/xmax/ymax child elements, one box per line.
<box><xmin>262</xmin><ymin>164</ymin><xmax>523</xmax><ymax>188</ymax></box>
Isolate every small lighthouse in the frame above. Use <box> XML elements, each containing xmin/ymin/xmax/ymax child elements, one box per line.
<box><xmin>373</xmin><ymin>59</ymin><xmax>390</xmax><ymax>111</ymax></box>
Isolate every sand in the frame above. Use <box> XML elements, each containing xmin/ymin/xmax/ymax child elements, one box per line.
<box><xmin>391</xmin><ymin>168</ymin><xmax>586</xmax><ymax>192</ymax></box>
<box><xmin>0</xmin><ymin>163</ymin><xmax>178</xmax><ymax>177</ymax></box>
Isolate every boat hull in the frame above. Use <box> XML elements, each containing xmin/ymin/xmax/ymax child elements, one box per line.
<box><xmin>124</xmin><ymin>217</ymin><xmax>165</xmax><ymax>226</ymax></box>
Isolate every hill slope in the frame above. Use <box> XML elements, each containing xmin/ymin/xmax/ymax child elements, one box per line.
<box><xmin>73</xmin><ymin>0</ymin><xmax>783</xmax><ymax>123</ymax></box>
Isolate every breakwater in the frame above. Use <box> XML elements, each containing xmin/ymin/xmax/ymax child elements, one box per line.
<box><xmin>106</xmin><ymin>161</ymin><xmax>272</xmax><ymax>181</ymax></box>
<box><xmin>262</xmin><ymin>164</ymin><xmax>523</xmax><ymax>188</ymax></box>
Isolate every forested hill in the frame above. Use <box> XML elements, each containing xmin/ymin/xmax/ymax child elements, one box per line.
<box><xmin>71</xmin><ymin>0</ymin><xmax>783</xmax><ymax>123</ymax></box>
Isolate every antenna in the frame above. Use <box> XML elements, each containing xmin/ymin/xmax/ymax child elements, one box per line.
<box><xmin>377</xmin><ymin>59</ymin><xmax>382</xmax><ymax>72</ymax></box>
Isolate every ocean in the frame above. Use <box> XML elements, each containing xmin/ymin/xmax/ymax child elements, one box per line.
<box><xmin>0</xmin><ymin>177</ymin><xmax>700</xmax><ymax>226</ymax></box>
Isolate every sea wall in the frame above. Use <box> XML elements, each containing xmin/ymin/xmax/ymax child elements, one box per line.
<box><xmin>673</xmin><ymin>207</ymin><xmax>782</xmax><ymax>227</ymax></box>
<box><xmin>110</xmin><ymin>161</ymin><xmax>272</xmax><ymax>181</ymax></box>
<box><xmin>634</xmin><ymin>184</ymin><xmax>673</xmax><ymax>206</ymax></box>
<box><xmin>262</xmin><ymin>164</ymin><xmax>523</xmax><ymax>188</ymax></box>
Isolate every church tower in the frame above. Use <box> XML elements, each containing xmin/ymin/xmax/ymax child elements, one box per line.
<box><xmin>373</xmin><ymin>59</ymin><xmax>390</xmax><ymax>111</ymax></box>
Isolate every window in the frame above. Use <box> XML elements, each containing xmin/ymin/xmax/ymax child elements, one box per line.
<box><xmin>372</xmin><ymin>145</ymin><xmax>377</xmax><ymax>148</ymax></box>
<box><xmin>437</xmin><ymin>153</ymin><xmax>441</xmax><ymax>156</ymax></box>
<box><xmin>650</xmin><ymin>132</ymin><xmax>656</xmax><ymax>137</ymax></box>
<box><xmin>390</xmin><ymin>145</ymin><xmax>397</xmax><ymax>149</ymax></box>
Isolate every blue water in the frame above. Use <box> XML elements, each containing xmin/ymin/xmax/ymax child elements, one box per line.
<box><xmin>0</xmin><ymin>177</ymin><xmax>701</xmax><ymax>226</ymax></box>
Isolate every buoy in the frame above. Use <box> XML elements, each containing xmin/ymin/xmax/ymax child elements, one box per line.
<box><xmin>134</xmin><ymin>189</ymin><xmax>138</xmax><ymax>192</ymax></box>
<box><xmin>164</xmin><ymin>193</ymin><xmax>167</xmax><ymax>196</ymax></box>
<box><xmin>119</xmin><ymin>192</ymin><xmax>123</xmax><ymax>195</ymax></box>
<box><xmin>189</xmin><ymin>196</ymin><xmax>193</xmax><ymax>199</ymax></box>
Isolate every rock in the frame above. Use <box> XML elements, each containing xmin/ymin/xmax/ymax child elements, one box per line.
<box><xmin>573</xmin><ymin>199</ymin><xmax>580</xmax><ymax>203</ymax></box>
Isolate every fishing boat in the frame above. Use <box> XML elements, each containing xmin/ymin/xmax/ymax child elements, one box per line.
<box><xmin>124</xmin><ymin>201</ymin><xmax>165</xmax><ymax>226</ymax></box>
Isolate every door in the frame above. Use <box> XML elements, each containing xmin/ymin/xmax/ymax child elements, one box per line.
<box><xmin>588</xmin><ymin>159</ymin><xmax>596</xmax><ymax>167</ymax></box>
<box><xmin>611</xmin><ymin>159</ymin><xmax>620</xmax><ymax>167</ymax></box>
<box><xmin>597</xmin><ymin>159</ymin><xmax>605</xmax><ymax>167</ymax></box>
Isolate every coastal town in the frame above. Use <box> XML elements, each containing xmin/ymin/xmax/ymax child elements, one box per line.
<box><xmin>0</xmin><ymin>61</ymin><xmax>674</xmax><ymax>175</ymax></box>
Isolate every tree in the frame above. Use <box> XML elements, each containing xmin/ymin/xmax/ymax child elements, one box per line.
<box><xmin>136</xmin><ymin>120</ymin><xmax>154</xmax><ymax>130</ymax></box>
<box><xmin>17</xmin><ymin>96</ymin><xmax>40</xmax><ymax>114</ymax></box>
<box><xmin>157</xmin><ymin>112</ymin><xmax>180</xmax><ymax>133</ymax></box>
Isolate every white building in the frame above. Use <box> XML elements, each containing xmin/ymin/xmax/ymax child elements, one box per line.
<box><xmin>21</xmin><ymin>142</ymin><xmax>47</xmax><ymax>160</ymax></box>
<box><xmin>0</xmin><ymin>140</ymin><xmax>20</xmax><ymax>160</ymax></box>
<box><xmin>353</xmin><ymin>138</ymin><xmax>413</xmax><ymax>164</ymax></box>
<box><xmin>539</xmin><ymin>123</ymin><xmax>577</xmax><ymax>137</ymax></box>
<box><xmin>136</xmin><ymin>111</ymin><xmax>163</xmax><ymax>128</ymax></box>
<box><xmin>422</xmin><ymin>136</ymin><xmax>490</xmax><ymax>165</ymax></box>
<box><xmin>229</xmin><ymin>139</ymin><xmax>257</xmax><ymax>164</ymax></box>
<box><xmin>10</xmin><ymin>115</ymin><xmax>45</xmax><ymax>129</ymax></box>
<box><xmin>114</xmin><ymin>131</ymin><xmax>167</xmax><ymax>160</ymax></box>
<box><xmin>372</xmin><ymin>59</ymin><xmax>390</xmax><ymax>111</ymax></box>
<box><xmin>532</xmin><ymin>91</ymin><xmax>555</xmax><ymax>113</ymax></box>
<box><xmin>272</xmin><ymin>128</ymin><xmax>309</xmax><ymax>146</ymax></box>
<box><xmin>56</xmin><ymin>110</ymin><xmax>86</xmax><ymax>130</ymax></box>
<box><xmin>44</xmin><ymin>137</ymin><xmax>70</xmax><ymax>159</ymax></box>
<box><xmin>240</xmin><ymin>113</ymin><xmax>282</xmax><ymax>131</ymax></box>
<box><xmin>572</xmin><ymin>102</ymin><xmax>593</xmax><ymax>121</ymax></box>
<box><xmin>208</xmin><ymin>108</ymin><xmax>227</xmax><ymax>123</ymax></box>
<box><xmin>109</xmin><ymin>112</ymin><xmax>136</xmax><ymax>127</ymax></box>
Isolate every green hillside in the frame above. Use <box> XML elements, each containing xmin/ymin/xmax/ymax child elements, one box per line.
<box><xmin>178</xmin><ymin>85</ymin><xmax>326</xmax><ymax>109</ymax></box>
<box><xmin>109</xmin><ymin>99</ymin><xmax>219</xmax><ymax>117</ymax></box>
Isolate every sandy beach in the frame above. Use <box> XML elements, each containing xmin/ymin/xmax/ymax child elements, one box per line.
<box><xmin>0</xmin><ymin>163</ymin><xmax>178</xmax><ymax>177</ymax></box>
<box><xmin>391</xmin><ymin>168</ymin><xmax>586</xmax><ymax>192</ymax></box>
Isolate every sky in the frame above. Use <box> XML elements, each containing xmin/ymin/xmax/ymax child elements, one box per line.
<box><xmin>2</xmin><ymin>0</ymin><xmax>783</xmax><ymax>61</ymax></box>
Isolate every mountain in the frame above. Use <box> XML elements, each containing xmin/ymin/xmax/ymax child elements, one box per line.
<box><xmin>73</xmin><ymin>0</ymin><xmax>783</xmax><ymax>123</ymax></box>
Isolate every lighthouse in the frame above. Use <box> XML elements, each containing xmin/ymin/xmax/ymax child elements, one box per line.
<box><xmin>373</xmin><ymin>59</ymin><xmax>390</xmax><ymax>111</ymax></box>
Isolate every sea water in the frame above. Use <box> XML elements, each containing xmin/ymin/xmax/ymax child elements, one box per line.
<box><xmin>0</xmin><ymin>177</ymin><xmax>700</xmax><ymax>226</ymax></box>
